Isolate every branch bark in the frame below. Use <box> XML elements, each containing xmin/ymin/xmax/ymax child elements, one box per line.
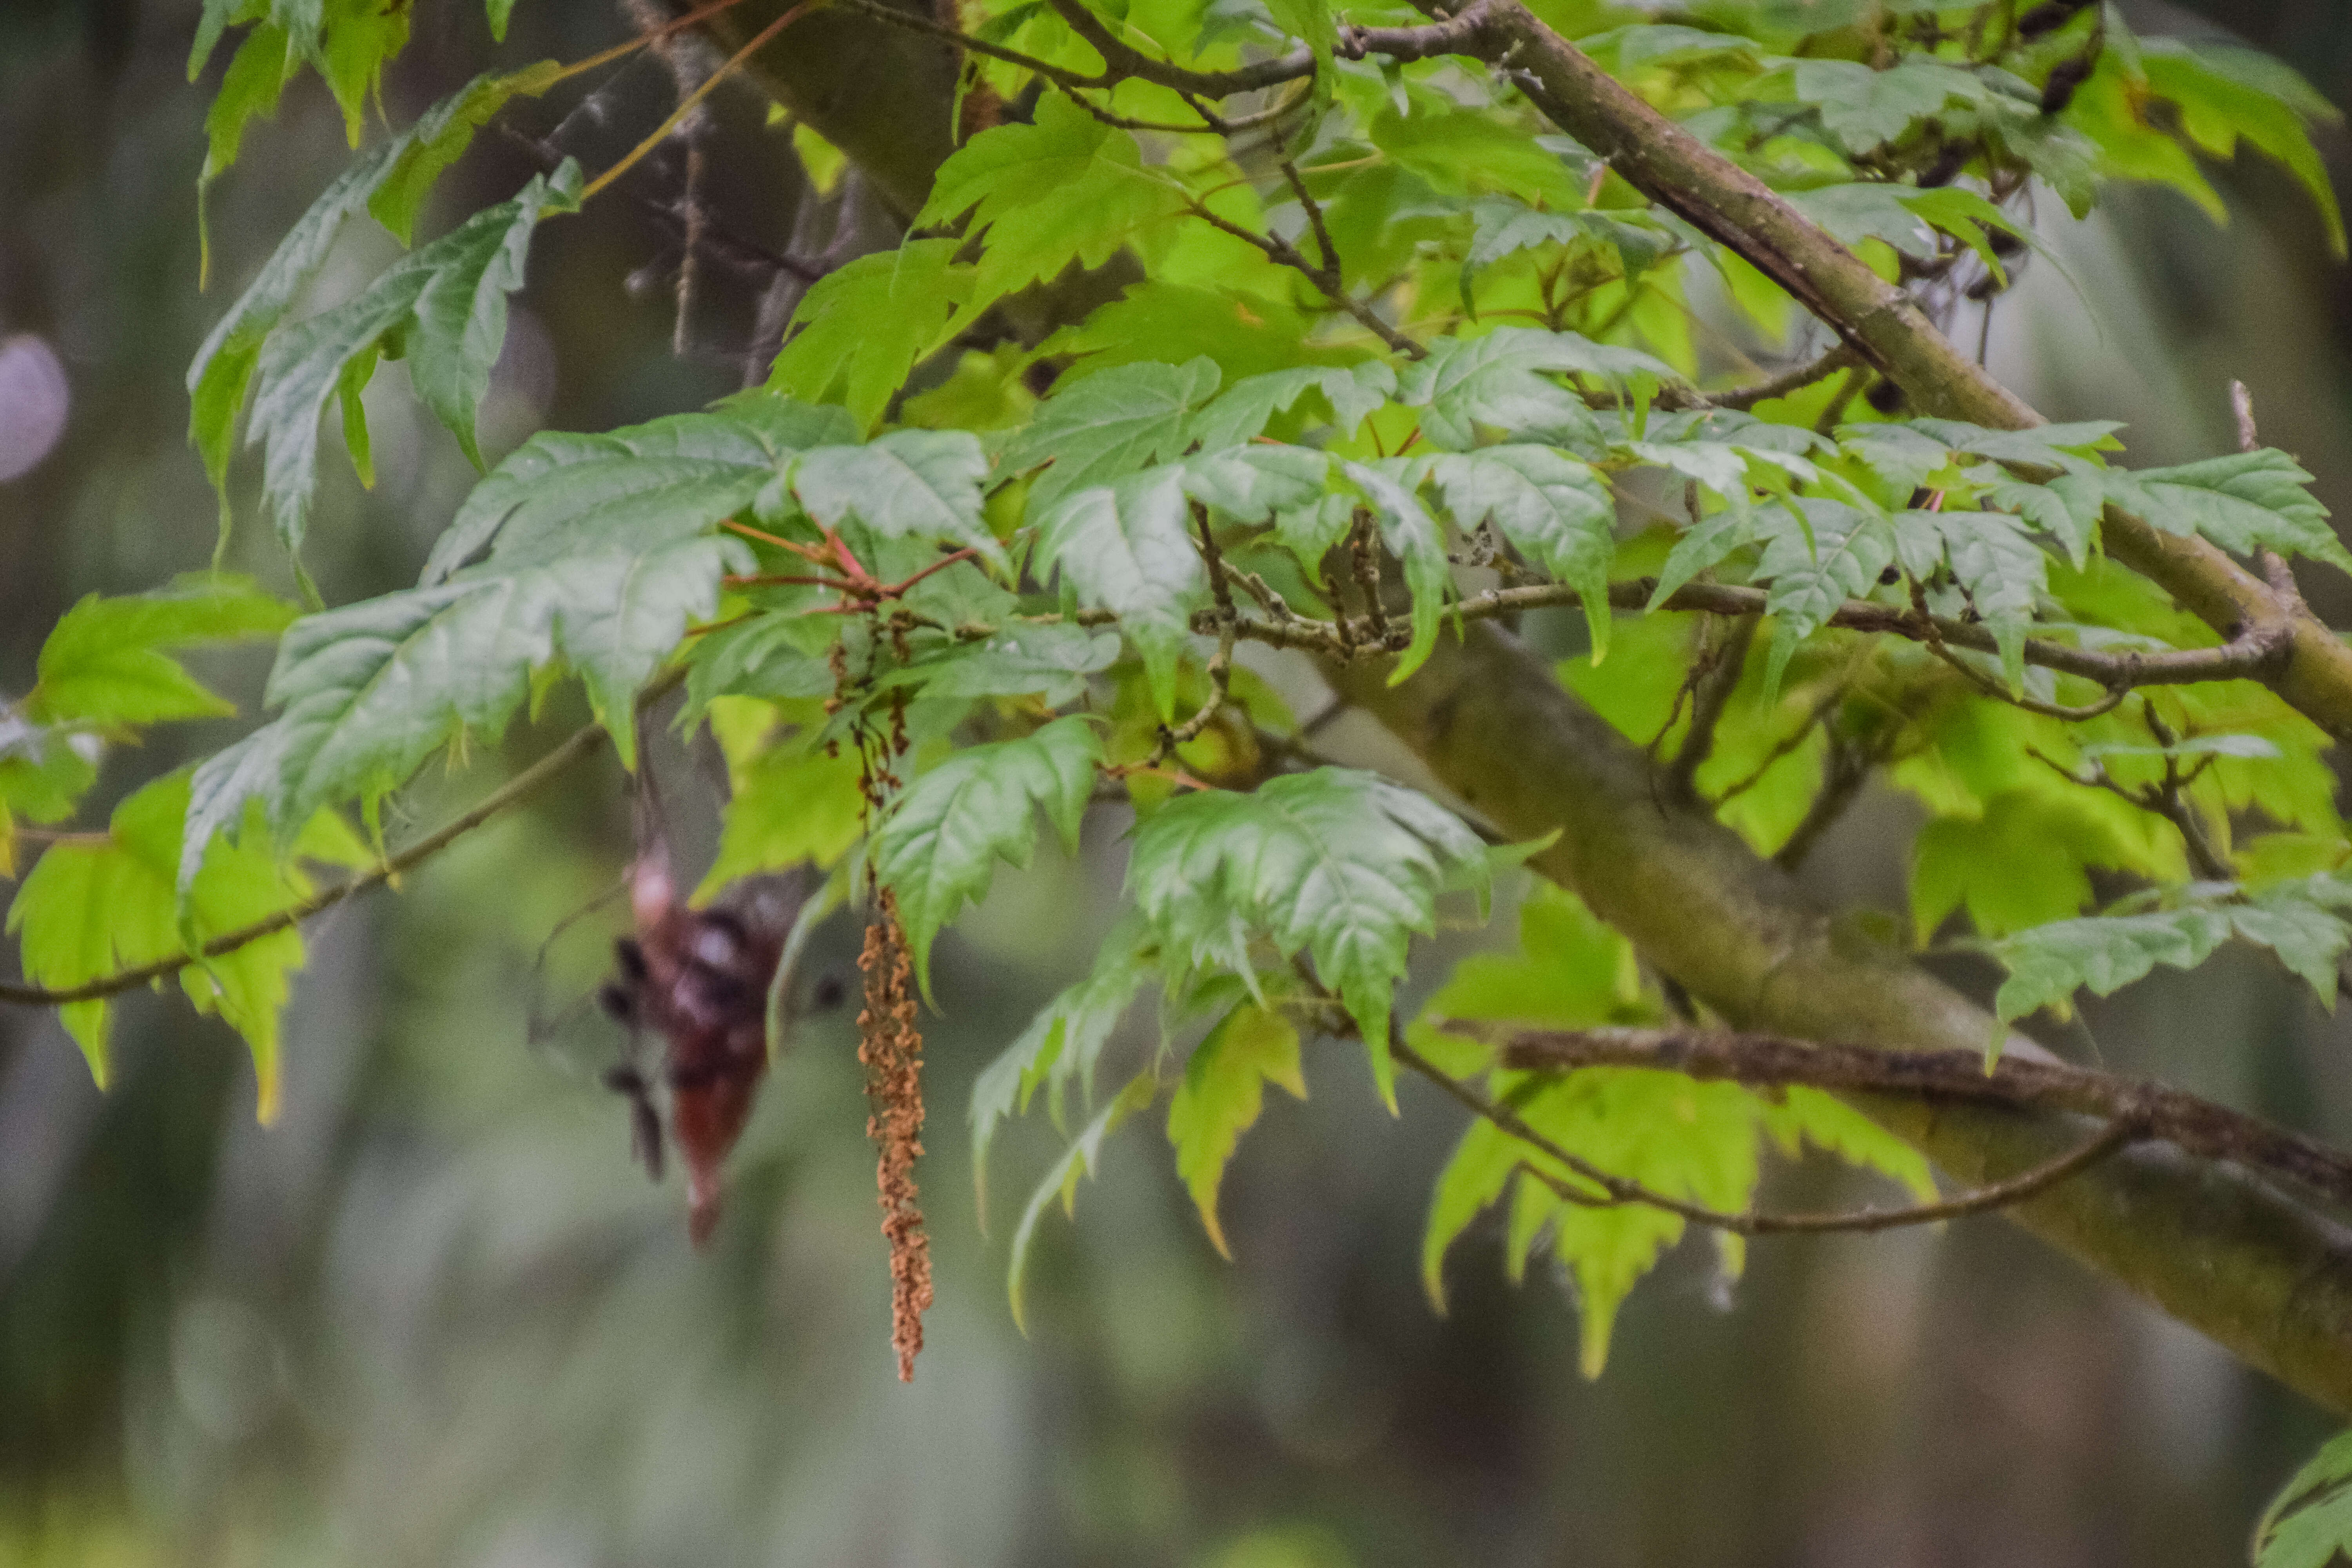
<box><xmin>1393</xmin><ymin>1034</ymin><xmax>2143</xmax><ymax>1237</ymax></box>
<box><xmin>1326</xmin><ymin>624</ymin><xmax>2352</xmax><ymax>1413</ymax></box>
<box><xmin>1478</xmin><ymin>1024</ymin><xmax>2352</xmax><ymax>1212</ymax></box>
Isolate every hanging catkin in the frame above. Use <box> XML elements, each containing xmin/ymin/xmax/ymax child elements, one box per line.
<box><xmin>857</xmin><ymin>889</ymin><xmax>933</xmax><ymax>1381</ymax></box>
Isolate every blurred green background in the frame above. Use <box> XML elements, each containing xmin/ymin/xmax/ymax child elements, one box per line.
<box><xmin>5</xmin><ymin>2</ymin><xmax>2352</xmax><ymax>1563</ymax></box>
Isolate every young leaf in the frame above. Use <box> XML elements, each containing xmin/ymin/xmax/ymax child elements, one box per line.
<box><xmin>200</xmin><ymin>24</ymin><xmax>300</xmax><ymax>228</ymax></box>
<box><xmin>7</xmin><ymin>771</ymin><xmax>320</xmax><ymax>1120</ymax></box>
<box><xmin>869</xmin><ymin>716</ymin><xmax>1105</xmax><ymax>994</ymax></box>
<box><xmin>1913</xmin><ymin>789</ymin><xmax>2148</xmax><ymax>944</ymax></box>
<box><xmin>1166</xmin><ymin>1001</ymin><xmax>1306</xmax><ymax>1259</ymax></box>
<box><xmin>790</xmin><ymin>429</ymin><xmax>1007</xmax><ymax>570</ymax></box>
<box><xmin>697</xmin><ymin>743</ymin><xmax>866</xmax><ymax>899</ymax></box>
<box><xmin>2255</xmin><ymin>1429</ymin><xmax>2352</xmax><ymax>1568</ymax></box>
<box><xmin>189</xmin><ymin>65</ymin><xmax>564</xmax><ymax>503</ymax></box>
<box><xmin>0</xmin><ymin>716</ymin><xmax>101</xmax><ymax>832</ymax></box>
<box><xmin>1427</xmin><ymin>1068</ymin><xmax>1761</xmax><ymax>1376</ymax></box>
<box><xmin>314</xmin><ymin>0</ymin><xmax>414</xmax><ymax>145</ymax></box>
<box><xmin>766</xmin><ymin>239</ymin><xmax>976</xmax><ymax>434</ymax></box>
<box><xmin>1415</xmin><ymin>882</ymin><xmax>1931</xmax><ymax>1340</ymax></box>
<box><xmin>1186</xmin><ymin>363</ymin><xmax>1396</xmax><ymax>450</ymax></box>
<box><xmin>1004</xmin><ymin>357</ymin><xmax>1222</xmax><ymax>513</ymax></box>
<box><xmin>916</xmin><ymin>94</ymin><xmax>1188</xmax><ymax>324</ymax></box>
<box><xmin>1342</xmin><ymin>457</ymin><xmax>1452</xmax><ymax>682</ymax></box>
<box><xmin>245</xmin><ymin>163</ymin><xmax>581</xmax><ymax>557</ymax></box>
<box><xmin>1007</xmin><ymin>1069</ymin><xmax>1158</xmax><ymax>1332</ymax></box>
<box><xmin>2098</xmin><ymin>450</ymin><xmax>2352</xmax><ymax>575</ymax></box>
<box><xmin>30</xmin><ymin>575</ymin><xmax>296</xmax><ymax>728</ymax></box>
<box><xmin>1429</xmin><ymin>446</ymin><xmax>1616</xmax><ymax>656</ymax></box>
<box><xmin>1032</xmin><ymin>467</ymin><xmax>1206</xmax><ymax>715</ymax></box>
<box><xmin>971</xmin><ymin>924</ymin><xmax>1154</xmax><ymax>1220</ymax></box>
<box><xmin>1124</xmin><ymin>768</ymin><xmax>1488</xmax><ymax>1109</ymax></box>
<box><xmin>1421</xmin><ymin>1114</ymin><xmax>1524</xmax><ymax>1310</ymax></box>
<box><xmin>2141</xmin><ymin>40</ymin><xmax>2346</xmax><ymax>258</ymax></box>
<box><xmin>1397</xmin><ymin>328</ymin><xmax>1671</xmax><ymax>450</ymax></box>
<box><xmin>878</xmin><ymin>625</ymin><xmax>1122</xmax><ymax>707</ymax></box>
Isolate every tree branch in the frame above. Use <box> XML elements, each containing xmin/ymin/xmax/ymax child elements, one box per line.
<box><xmin>1449</xmin><ymin>1</ymin><xmax>2352</xmax><ymax>742</ymax></box>
<box><xmin>1326</xmin><ymin>620</ymin><xmax>2352</xmax><ymax>1414</ymax></box>
<box><xmin>1393</xmin><ymin>1034</ymin><xmax>2140</xmax><ymax>1236</ymax></box>
<box><xmin>0</xmin><ymin>720</ymin><xmax>614</xmax><ymax>1009</ymax></box>
<box><xmin>1476</xmin><ymin>1025</ymin><xmax>2352</xmax><ymax>1213</ymax></box>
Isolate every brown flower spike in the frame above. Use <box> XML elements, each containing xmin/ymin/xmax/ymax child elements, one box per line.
<box><xmin>858</xmin><ymin>889</ymin><xmax>933</xmax><ymax>1381</ymax></box>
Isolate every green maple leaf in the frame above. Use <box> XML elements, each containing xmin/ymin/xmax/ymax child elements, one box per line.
<box><xmin>1989</xmin><ymin>906</ymin><xmax>2236</xmax><ymax>1031</ymax></box>
<box><xmin>7</xmin><ymin>770</ymin><xmax>346</xmax><ymax>1119</ymax></box>
<box><xmin>189</xmin><ymin>64</ymin><xmax>565</xmax><ymax>509</ymax></box>
<box><xmin>1125</xmin><ymin>767</ymin><xmax>1488</xmax><ymax>1109</ymax></box>
<box><xmin>1186</xmin><ymin>363</ymin><xmax>1395</xmax><ymax>451</ymax></box>
<box><xmin>1181</xmin><ymin>445</ymin><xmax>1334</xmax><ymax>520</ymax></box>
<box><xmin>1430</xmin><ymin>446</ymin><xmax>1616</xmax><ymax>656</ymax></box>
<box><xmin>767</xmin><ymin>239</ymin><xmax>976</xmax><ymax>433</ymax></box>
<box><xmin>1032</xmin><ymin>466</ymin><xmax>1207</xmax><ymax>716</ymax></box>
<box><xmin>1005</xmin><ymin>357</ymin><xmax>1223</xmax><ymax>513</ymax></box>
<box><xmin>1755</xmin><ymin>498</ymin><xmax>1893</xmax><ymax>695</ymax></box>
<box><xmin>1416</xmin><ymin>884</ymin><xmax>1930</xmax><ymax>1369</ymax></box>
<box><xmin>2142</xmin><ymin>39</ymin><xmax>2345</xmax><ymax>257</ymax></box>
<box><xmin>243</xmin><ymin>163</ymin><xmax>580</xmax><ymax>560</ymax></box>
<box><xmin>1007</xmin><ymin>1070</ymin><xmax>1159</xmax><ymax>1332</ymax></box>
<box><xmin>30</xmin><ymin>575</ymin><xmax>296</xmax><ymax>729</ymax></box>
<box><xmin>1791</xmin><ymin>183</ymin><xmax>2026</xmax><ymax>277</ymax></box>
<box><xmin>870</xmin><ymin>717</ymin><xmax>1105</xmax><ymax>994</ymax></box>
<box><xmin>2100</xmin><ymin>450</ymin><xmax>2352</xmax><ymax>575</ymax></box>
<box><xmin>789</xmin><ymin>429</ymin><xmax>1006</xmax><ymax>570</ymax></box>
<box><xmin>2256</xmin><ymin>1430</ymin><xmax>2352</xmax><ymax>1568</ymax></box>
<box><xmin>971</xmin><ymin>922</ymin><xmax>1155</xmax><ymax>1222</ymax></box>
<box><xmin>698</xmin><ymin>742</ymin><xmax>866</xmax><ymax>900</ymax></box>
<box><xmin>1342</xmin><ymin>457</ymin><xmax>1453</xmax><ymax>683</ymax></box>
<box><xmin>181</xmin><ymin>396</ymin><xmax>846</xmax><ymax>896</ymax></box>
<box><xmin>1791</xmin><ymin>58</ymin><xmax>1994</xmax><ymax>154</ymax></box>
<box><xmin>1397</xmin><ymin>328</ymin><xmax>1672</xmax><ymax>450</ymax></box>
<box><xmin>1167</xmin><ymin>1001</ymin><xmax>1305</xmax><ymax>1258</ymax></box>
<box><xmin>877</xmin><ymin>625</ymin><xmax>1123</xmax><ymax>707</ymax></box>
<box><xmin>917</xmin><ymin>94</ymin><xmax>1189</xmax><ymax>327</ymax></box>
<box><xmin>1888</xmin><ymin>506</ymin><xmax>2046</xmax><ymax>685</ymax></box>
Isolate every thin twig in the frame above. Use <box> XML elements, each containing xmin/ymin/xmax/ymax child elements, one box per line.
<box><xmin>1184</xmin><ymin>202</ymin><xmax>1425</xmax><ymax>358</ymax></box>
<box><xmin>502</xmin><ymin>125</ymin><xmax>825</xmax><ymax>283</ymax></box>
<box><xmin>1668</xmin><ymin>613</ymin><xmax>1756</xmax><ymax>799</ymax></box>
<box><xmin>1392</xmin><ymin>1034</ymin><xmax>2139</xmax><ymax>1236</ymax></box>
<box><xmin>1708</xmin><ymin>681</ymin><xmax>1840</xmax><ymax>808</ymax></box>
<box><xmin>1470</xmin><ymin>1025</ymin><xmax>2352</xmax><ymax>1211</ymax></box>
<box><xmin>0</xmin><ymin>719</ymin><xmax>621</xmax><ymax>1008</ymax></box>
<box><xmin>1678</xmin><ymin>343</ymin><xmax>1860</xmax><ymax>412</ymax></box>
<box><xmin>583</xmin><ymin>0</ymin><xmax>829</xmax><ymax>202</ymax></box>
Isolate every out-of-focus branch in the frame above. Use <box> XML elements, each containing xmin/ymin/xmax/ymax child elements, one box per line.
<box><xmin>1474</xmin><ymin>1024</ymin><xmax>2352</xmax><ymax>1211</ymax></box>
<box><xmin>1392</xmin><ymin>1034</ymin><xmax>2139</xmax><ymax>1236</ymax></box>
